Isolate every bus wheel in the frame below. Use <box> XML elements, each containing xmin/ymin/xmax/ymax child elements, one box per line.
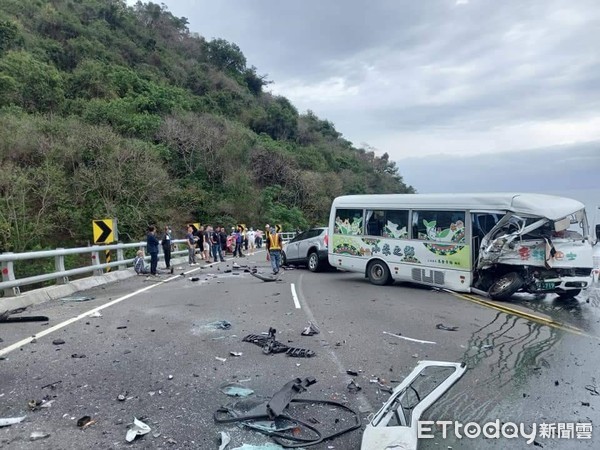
<box><xmin>488</xmin><ymin>272</ymin><xmax>523</xmax><ymax>300</ymax></box>
<box><xmin>367</xmin><ymin>260</ymin><xmax>391</xmax><ymax>286</ymax></box>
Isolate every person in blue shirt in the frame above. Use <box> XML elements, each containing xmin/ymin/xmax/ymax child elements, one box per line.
<box><xmin>146</xmin><ymin>225</ymin><xmax>160</xmax><ymax>275</ymax></box>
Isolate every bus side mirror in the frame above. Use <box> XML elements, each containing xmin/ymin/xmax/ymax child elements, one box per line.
<box><xmin>596</xmin><ymin>224</ymin><xmax>600</xmax><ymax>240</ymax></box>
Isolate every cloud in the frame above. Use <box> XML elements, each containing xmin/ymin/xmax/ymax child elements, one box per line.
<box><xmin>155</xmin><ymin>0</ymin><xmax>600</xmax><ymax>161</ymax></box>
<box><xmin>397</xmin><ymin>141</ymin><xmax>600</xmax><ymax>197</ymax></box>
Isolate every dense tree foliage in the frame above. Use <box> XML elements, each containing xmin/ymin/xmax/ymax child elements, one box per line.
<box><xmin>0</xmin><ymin>0</ymin><xmax>413</xmax><ymax>252</ymax></box>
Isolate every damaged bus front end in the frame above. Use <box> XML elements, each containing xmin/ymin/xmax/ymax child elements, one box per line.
<box><xmin>476</xmin><ymin>198</ymin><xmax>594</xmax><ymax>301</ymax></box>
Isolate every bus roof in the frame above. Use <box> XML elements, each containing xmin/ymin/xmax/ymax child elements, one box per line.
<box><xmin>331</xmin><ymin>193</ymin><xmax>585</xmax><ymax>221</ymax></box>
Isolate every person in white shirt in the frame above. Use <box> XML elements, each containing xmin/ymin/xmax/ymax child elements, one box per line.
<box><xmin>247</xmin><ymin>228</ymin><xmax>256</xmax><ymax>255</ymax></box>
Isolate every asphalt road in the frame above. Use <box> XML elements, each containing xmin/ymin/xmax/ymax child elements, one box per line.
<box><xmin>1</xmin><ymin>251</ymin><xmax>599</xmax><ymax>449</ymax></box>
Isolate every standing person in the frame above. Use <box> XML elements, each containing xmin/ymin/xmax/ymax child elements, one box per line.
<box><xmin>204</xmin><ymin>226</ymin><xmax>212</xmax><ymax>262</ymax></box>
<box><xmin>146</xmin><ymin>225</ymin><xmax>160</xmax><ymax>275</ymax></box>
<box><xmin>219</xmin><ymin>227</ymin><xmax>228</xmax><ymax>256</ymax></box>
<box><xmin>255</xmin><ymin>229</ymin><xmax>263</xmax><ymax>248</ymax></box>
<box><xmin>161</xmin><ymin>225</ymin><xmax>173</xmax><ymax>272</ymax></box>
<box><xmin>194</xmin><ymin>225</ymin><xmax>206</xmax><ymax>258</ymax></box>
<box><xmin>248</xmin><ymin>227</ymin><xmax>256</xmax><ymax>256</ymax></box>
<box><xmin>234</xmin><ymin>226</ymin><xmax>244</xmax><ymax>257</ymax></box>
<box><xmin>266</xmin><ymin>226</ymin><xmax>283</xmax><ymax>275</ymax></box>
<box><xmin>211</xmin><ymin>226</ymin><xmax>224</xmax><ymax>262</ymax></box>
<box><xmin>186</xmin><ymin>225</ymin><xmax>197</xmax><ymax>265</ymax></box>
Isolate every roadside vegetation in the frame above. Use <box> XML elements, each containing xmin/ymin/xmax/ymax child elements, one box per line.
<box><xmin>0</xmin><ymin>0</ymin><xmax>413</xmax><ymax>253</ymax></box>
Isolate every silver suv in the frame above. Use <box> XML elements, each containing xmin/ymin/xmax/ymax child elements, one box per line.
<box><xmin>282</xmin><ymin>227</ymin><xmax>330</xmax><ymax>272</ymax></box>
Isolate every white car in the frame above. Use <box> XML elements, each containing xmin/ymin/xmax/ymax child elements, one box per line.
<box><xmin>282</xmin><ymin>227</ymin><xmax>331</xmax><ymax>272</ymax></box>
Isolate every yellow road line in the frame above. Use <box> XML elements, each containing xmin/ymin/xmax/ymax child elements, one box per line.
<box><xmin>444</xmin><ymin>289</ymin><xmax>596</xmax><ymax>339</ymax></box>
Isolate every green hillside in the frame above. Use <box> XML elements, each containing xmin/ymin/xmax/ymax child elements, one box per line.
<box><xmin>0</xmin><ymin>0</ymin><xmax>413</xmax><ymax>251</ymax></box>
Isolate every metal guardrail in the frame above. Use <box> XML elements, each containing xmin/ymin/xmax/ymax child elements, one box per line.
<box><xmin>0</xmin><ymin>231</ymin><xmax>299</xmax><ymax>297</ymax></box>
<box><xmin>0</xmin><ymin>240</ymin><xmax>188</xmax><ymax>297</ymax></box>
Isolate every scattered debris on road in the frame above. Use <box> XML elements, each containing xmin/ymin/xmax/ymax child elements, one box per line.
<box><xmin>383</xmin><ymin>331</ymin><xmax>436</xmax><ymax>345</ymax></box>
<box><xmin>585</xmin><ymin>384</ymin><xmax>600</xmax><ymax>396</ymax></box>
<box><xmin>346</xmin><ymin>370</ymin><xmax>359</xmax><ymax>376</ymax></box>
<box><xmin>250</xmin><ymin>271</ymin><xmax>278</xmax><ymax>282</ymax></box>
<box><xmin>30</xmin><ymin>431</ymin><xmax>50</xmax><ymax>441</ymax></box>
<box><xmin>347</xmin><ymin>379</ymin><xmax>362</xmax><ymax>393</ymax></box>
<box><xmin>218</xmin><ymin>431</ymin><xmax>231</xmax><ymax>450</ymax></box>
<box><xmin>59</xmin><ymin>296</ymin><xmax>95</xmax><ymax>302</ymax></box>
<box><xmin>0</xmin><ymin>416</ymin><xmax>26</xmax><ymax>427</ymax></box>
<box><xmin>243</xmin><ymin>328</ymin><xmax>316</xmax><ymax>358</ymax></box>
<box><xmin>77</xmin><ymin>416</ymin><xmax>95</xmax><ymax>429</ymax></box>
<box><xmin>215</xmin><ymin>356</ymin><xmax>227</xmax><ymax>362</ymax></box>
<box><xmin>361</xmin><ymin>361</ymin><xmax>466</xmax><ymax>450</ymax></box>
<box><xmin>230</xmin><ymin>351</ymin><xmax>243</xmax><ymax>357</ymax></box>
<box><xmin>207</xmin><ymin>320</ymin><xmax>232</xmax><ymax>330</ymax></box>
<box><xmin>71</xmin><ymin>353</ymin><xmax>86</xmax><ymax>358</ymax></box>
<box><xmin>436</xmin><ymin>323</ymin><xmax>459</xmax><ymax>332</ymax></box>
<box><xmin>41</xmin><ymin>380</ymin><xmax>62</xmax><ymax>390</ymax></box>
<box><xmin>0</xmin><ymin>308</ymin><xmax>48</xmax><ymax>323</ymax></box>
<box><xmin>220</xmin><ymin>383</ymin><xmax>255</xmax><ymax>398</ymax></box>
<box><xmin>215</xmin><ymin>377</ymin><xmax>360</xmax><ymax>448</ymax></box>
<box><xmin>230</xmin><ymin>444</ymin><xmax>286</xmax><ymax>450</ymax></box>
<box><xmin>125</xmin><ymin>417</ymin><xmax>151</xmax><ymax>442</ymax></box>
<box><xmin>88</xmin><ymin>311</ymin><xmax>102</xmax><ymax>318</ymax></box>
<box><xmin>301</xmin><ymin>321</ymin><xmax>320</xmax><ymax>336</ymax></box>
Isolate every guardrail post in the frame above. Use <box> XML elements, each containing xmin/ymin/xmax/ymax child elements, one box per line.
<box><xmin>117</xmin><ymin>242</ymin><xmax>126</xmax><ymax>271</ymax></box>
<box><xmin>55</xmin><ymin>248</ymin><xmax>68</xmax><ymax>284</ymax></box>
<box><xmin>91</xmin><ymin>251</ymin><xmax>103</xmax><ymax>276</ymax></box>
<box><xmin>2</xmin><ymin>252</ymin><xmax>21</xmax><ymax>297</ymax></box>
<box><xmin>1</xmin><ymin>252</ymin><xmax>20</xmax><ymax>297</ymax></box>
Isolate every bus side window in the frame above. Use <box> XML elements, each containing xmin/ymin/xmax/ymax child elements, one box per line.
<box><xmin>413</xmin><ymin>211</ymin><xmax>466</xmax><ymax>243</ymax></box>
<box><xmin>335</xmin><ymin>209</ymin><xmax>364</xmax><ymax>235</ymax></box>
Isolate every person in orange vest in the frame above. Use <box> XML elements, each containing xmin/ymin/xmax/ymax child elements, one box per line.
<box><xmin>266</xmin><ymin>226</ymin><xmax>283</xmax><ymax>275</ymax></box>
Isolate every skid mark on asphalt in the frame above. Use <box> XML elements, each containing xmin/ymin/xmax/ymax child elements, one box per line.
<box><xmin>294</xmin><ymin>273</ymin><xmax>373</xmax><ymax>414</ymax></box>
<box><xmin>430</xmin><ymin>311</ymin><xmax>562</xmax><ymax>423</ymax></box>
<box><xmin>0</xmin><ymin>264</ymin><xmax>213</xmax><ymax>358</ymax></box>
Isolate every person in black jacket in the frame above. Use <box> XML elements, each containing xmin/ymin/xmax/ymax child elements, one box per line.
<box><xmin>161</xmin><ymin>225</ymin><xmax>173</xmax><ymax>271</ymax></box>
<box><xmin>146</xmin><ymin>225</ymin><xmax>160</xmax><ymax>275</ymax></box>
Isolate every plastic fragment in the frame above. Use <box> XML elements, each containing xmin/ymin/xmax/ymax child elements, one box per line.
<box><xmin>218</xmin><ymin>431</ymin><xmax>231</xmax><ymax>450</ymax></box>
<box><xmin>60</xmin><ymin>296</ymin><xmax>94</xmax><ymax>302</ymax></box>
<box><xmin>30</xmin><ymin>431</ymin><xmax>50</xmax><ymax>441</ymax></box>
<box><xmin>216</xmin><ymin>357</ymin><xmax>227</xmax><ymax>362</ymax></box>
<box><xmin>0</xmin><ymin>416</ymin><xmax>26</xmax><ymax>427</ymax></box>
<box><xmin>125</xmin><ymin>417</ymin><xmax>151</xmax><ymax>442</ymax></box>
<box><xmin>230</xmin><ymin>352</ymin><xmax>243</xmax><ymax>357</ymax></box>
<box><xmin>347</xmin><ymin>379</ymin><xmax>362</xmax><ymax>392</ymax></box>
<box><xmin>243</xmin><ymin>421</ymin><xmax>296</xmax><ymax>433</ymax></box>
<box><xmin>219</xmin><ymin>383</ymin><xmax>255</xmax><ymax>397</ymax></box>
<box><xmin>301</xmin><ymin>321</ymin><xmax>320</xmax><ymax>336</ymax></box>
<box><xmin>231</xmin><ymin>444</ymin><xmax>285</xmax><ymax>450</ymax></box>
<box><xmin>88</xmin><ymin>311</ymin><xmax>102</xmax><ymax>318</ymax></box>
<box><xmin>436</xmin><ymin>323</ymin><xmax>459</xmax><ymax>332</ymax></box>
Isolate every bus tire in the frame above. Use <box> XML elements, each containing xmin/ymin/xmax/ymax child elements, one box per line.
<box><xmin>367</xmin><ymin>260</ymin><xmax>391</xmax><ymax>286</ymax></box>
<box><xmin>488</xmin><ymin>272</ymin><xmax>523</xmax><ymax>301</ymax></box>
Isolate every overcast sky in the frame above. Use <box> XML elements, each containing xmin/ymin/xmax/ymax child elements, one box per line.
<box><xmin>132</xmin><ymin>0</ymin><xmax>600</xmax><ymax>197</ymax></box>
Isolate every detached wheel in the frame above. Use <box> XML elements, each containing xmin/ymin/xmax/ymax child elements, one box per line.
<box><xmin>308</xmin><ymin>252</ymin><xmax>320</xmax><ymax>272</ymax></box>
<box><xmin>557</xmin><ymin>289</ymin><xmax>581</xmax><ymax>300</ymax></box>
<box><xmin>488</xmin><ymin>272</ymin><xmax>524</xmax><ymax>300</ymax></box>
<box><xmin>367</xmin><ymin>260</ymin><xmax>391</xmax><ymax>286</ymax></box>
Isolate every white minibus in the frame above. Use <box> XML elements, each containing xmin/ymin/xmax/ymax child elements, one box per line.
<box><xmin>328</xmin><ymin>193</ymin><xmax>595</xmax><ymax>300</ymax></box>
